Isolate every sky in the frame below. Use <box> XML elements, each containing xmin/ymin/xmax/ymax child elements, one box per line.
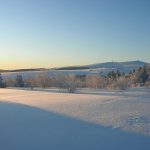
<box><xmin>0</xmin><ymin>0</ymin><xmax>150</xmax><ymax>69</ymax></box>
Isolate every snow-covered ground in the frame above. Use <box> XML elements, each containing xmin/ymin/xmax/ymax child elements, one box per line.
<box><xmin>0</xmin><ymin>88</ymin><xmax>150</xmax><ymax>150</ymax></box>
<box><xmin>1</xmin><ymin>68</ymin><xmax>112</xmax><ymax>80</ymax></box>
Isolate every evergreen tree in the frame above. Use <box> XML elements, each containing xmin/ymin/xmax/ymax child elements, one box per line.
<box><xmin>0</xmin><ymin>73</ymin><xmax>3</xmax><ymax>87</ymax></box>
<box><xmin>122</xmin><ymin>72</ymin><xmax>125</xmax><ymax>76</ymax></box>
<box><xmin>107</xmin><ymin>71</ymin><xmax>117</xmax><ymax>80</ymax></box>
<box><xmin>0</xmin><ymin>73</ymin><xmax>6</xmax><ymax>88</ymax></box>
<box><xmin>141</xmin><ymin>65</ymin><xmax>148</xmax><ymax>84</ymax></box>
<box><xmin>116</xmin><ymin>70</ymin><xmax>121</xmax><ymax>77</ymax></box>
<box><xmin>16</xmin><ymin>75</ymin><xmax>24</xmax><ymax>87</ymax></box>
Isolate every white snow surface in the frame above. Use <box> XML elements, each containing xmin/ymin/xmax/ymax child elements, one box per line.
<box><xmin>0</xmin><ymin>88</ymin><xmax>150</xmax><ymax>150</ymax></box>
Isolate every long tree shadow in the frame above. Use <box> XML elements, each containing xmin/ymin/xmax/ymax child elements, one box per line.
<box><xmin>0</xmin><ymin>102</ymin><xmax>149</xmax><ymax>150</ymax></box>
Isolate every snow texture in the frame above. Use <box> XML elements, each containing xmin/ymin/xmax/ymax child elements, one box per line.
<box><xmin>0</xmin><ymin>88</ymin><xmax>150</xmax><ymax>150</ymax></box>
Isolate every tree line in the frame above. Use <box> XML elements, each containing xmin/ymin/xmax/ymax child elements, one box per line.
<box><xmin>0</xmin><ymin>65</ymin><xmax>150</xmax><ymax>92</ymax></box>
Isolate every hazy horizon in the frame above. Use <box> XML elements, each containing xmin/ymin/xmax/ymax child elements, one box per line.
<box><xmin>0</xmin><ymin>0</ymin><xmax>150</xmax><ymax>69</ymax></box>
<box><xmin>0</xmin><ymin>60</ymin><xmax>148</xmax><ymax>70</ymax></box>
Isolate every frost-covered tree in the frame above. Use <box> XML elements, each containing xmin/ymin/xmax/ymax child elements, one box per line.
<box><xmin>86</xmin><ymin>75</ymin><xmax>106</xmax><ymax>89</ymax></box>
<box><xmin>65</xmin><ymin>75</ymin><xmax>78</xmax><ymax>93</ymax></box>
<box><xmin>25</xmin><ymin>76</ymin><xmax>38</xmax><ymax>89</ymax></box>
<box><xmin>36</xmin><ymin>72</ymin><xmax>50</xmax><ymax>88</ymax></box>
<box><xmin>4</xmin><ymin>78</ymin><xmax>16</xmax><ymax>87</ymax></box>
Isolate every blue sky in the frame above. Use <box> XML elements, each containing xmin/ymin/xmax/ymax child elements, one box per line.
<box><xmin>0</xmin><ymin>0</ymin><xmax>150</xmax><ymax>69</ymax></box>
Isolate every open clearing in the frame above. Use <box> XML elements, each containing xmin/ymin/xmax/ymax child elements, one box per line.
<box><xmin>0</xmin><ymin>88</ymin><xmax>150</xmax><ymax>150</ymax></box>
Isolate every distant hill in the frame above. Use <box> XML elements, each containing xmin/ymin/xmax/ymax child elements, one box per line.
<box><xmin>1</xmin><ymin>61</ymin><xmax>148</xmax><ymax>78</ymax></box>
<box><xmin>0</xmin><ymin>69</ymin><xmax>9</xmax><ymax>73</ymax></box>
<box><xmin>55</xmin><ymin>66</ymin><xmax>90</xmax><ymax>70</ymax></box>
<box><xmin>0</xmin><ymin>68</ymin><xmax>47</xmax><ymax>73</ymax></box>
<box><xmin>86</xmin><ymin>60</ymin><xmax>147</xmax><ymax>68</ymax></box>
<box><xmin>54</xmin><ymin>60</ymin><xmax>148</xmax><ymax>74</ymax></box>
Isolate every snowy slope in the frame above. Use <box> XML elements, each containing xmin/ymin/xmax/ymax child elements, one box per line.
<box><xmin>1</xmin><ymin>60</ymin><xmax>148</xmax><ymax>79</ymax></box>
<box><xmin>0</xmin><ymin>88</ymin><xmax>150</xmax><ymax>150</ymax></box>
<box><xmin>56</xmin><ymin>60</ymin><xmax>148</xmax><ymax>73</ymax></box>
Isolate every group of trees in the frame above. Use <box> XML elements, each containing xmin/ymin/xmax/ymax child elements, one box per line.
<box><xmin>127</xmin><ymin>65</ymin><xmax>150</xmax><ymax>87</ymax></box>
<box><xmin>102</xmin><ymin>65</ymin><xmax>150</xmax><ymax>89</ymax></box>
<box><xmin>1</xmin><ymin>65</ymin><xmax>150</xmax><ymax>91</ymax></box>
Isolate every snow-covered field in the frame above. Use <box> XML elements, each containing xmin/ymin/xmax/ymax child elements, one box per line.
<box><xmin>0</xmin><ymin>88</ymin><xmax>150</xmax><ymax>150</ymax></box>
<box><xmin>1</xmin><ymin>68</ymin><xmax>112</xmax><ymax>79</ymax></box>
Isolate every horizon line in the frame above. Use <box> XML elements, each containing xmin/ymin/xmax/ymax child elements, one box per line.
<box><xmin>0</xmin><ymin>60</ymin><xmax>149</xmax><ymax>71</ymax></box>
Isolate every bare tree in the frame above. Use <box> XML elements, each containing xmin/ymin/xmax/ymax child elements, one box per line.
<box><xmin>51</xmin><ymin>74</ymin><xmax>78</xmax><ymax>93</ymax></box>
<box><xmin>110</xmin><ymin>76</ymin><xmax>128</xmax><ymax>90</ymax></box>
<box><xmin>51</xmin><ymin>73</ymin><xmax>68</xmax><ymax>90</ymax></box>
<box><xmin>25</xmin><ymin>76</ymin><xmax>38</xmax><ymax>89</ymax></box>
<box><xmin>65</xmin><ymin>75</ymin><xmax>78</xmax><ymax>93</ymax></box>
<box><xmin>86</xmin><ymin>75</ymin><xmax>105</xmax><ymax>89</ymax></box>
<box><xmin>4</xmin><ymin>78</ymin><xmax>16</xmax><ymax>87</ymax></box>
<box><xmin>36</xmin><ymin>72</ymin><xmax>50</xmax><ymax>88</ymax></box>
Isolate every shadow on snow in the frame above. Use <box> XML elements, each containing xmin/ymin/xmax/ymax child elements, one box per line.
<box><xmin>0</xmin><ymin>102</ymin><xmax>149</xmax><ymax>150</ymax></box>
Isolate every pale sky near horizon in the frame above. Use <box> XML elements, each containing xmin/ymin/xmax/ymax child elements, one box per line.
<box><xmin>0</xmin><ymin>0</ymin><xmax>150</xmax><ymax>69</ymax></box>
